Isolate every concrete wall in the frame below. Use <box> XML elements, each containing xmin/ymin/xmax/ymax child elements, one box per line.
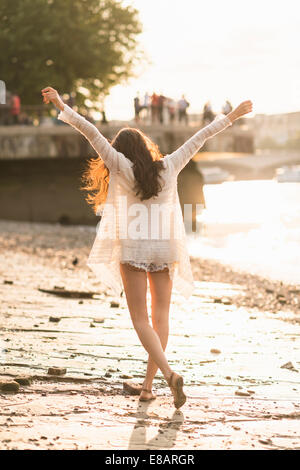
<box><xmin>0</xmin><ymin>123</ymin><xmax>253</xmax><ymax>225</ymax></box>
<box><xmin>0</xmin><ymin>122</ymin><xmax>254</xmax><ymax>159</ymax></box>
<box><xmin>0</xmin><ymin>156</ymin><xmax>206</xmax><ymax>226</ymax></box>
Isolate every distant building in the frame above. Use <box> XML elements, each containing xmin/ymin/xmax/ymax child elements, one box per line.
<box><xmin>252</xmin><ymin>111</ymin><xmax>300</xmax><ymax>147</ymax></box>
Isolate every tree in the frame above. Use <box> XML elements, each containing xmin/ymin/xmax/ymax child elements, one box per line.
<box><xmin>0</xmin><ymin>0</ymin><xmax>143</xmax><ymax>109</ymax></box>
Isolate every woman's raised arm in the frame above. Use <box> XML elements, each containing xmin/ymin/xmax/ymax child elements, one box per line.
<box><xmin>41</xmin><ymin>87</ymin><xmax>127</xmax><ymax>172</ymax></box>
<box><xmin>164</xmin><ymin>100</ymin><xmax>253</xmax><ymax>175</ymax></box>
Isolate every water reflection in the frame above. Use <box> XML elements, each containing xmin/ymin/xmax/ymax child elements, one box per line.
<box><xmin>188</xmin><ymin>180</ymin><xmax>300</xmax><ymax>284</ymax></box>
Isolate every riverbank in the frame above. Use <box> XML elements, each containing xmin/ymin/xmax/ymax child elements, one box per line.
<box><xmin>0</xmin><ymin>220</ymin><xmax>299</xmax><ymax>450</ymax></box>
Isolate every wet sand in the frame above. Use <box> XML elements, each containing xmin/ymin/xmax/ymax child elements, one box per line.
<box><xmin>0</xmin><ymin>220</ymin><xmax>299</xmax><ymax>450</ymax></box>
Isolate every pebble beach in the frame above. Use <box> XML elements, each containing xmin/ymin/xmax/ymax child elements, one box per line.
<box><xmin>0</xmin><ymin>220</ymin><xmax>299</xmax><ymax>450</ymax></box>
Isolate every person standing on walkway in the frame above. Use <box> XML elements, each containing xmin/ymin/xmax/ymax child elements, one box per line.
<box><xmin>134</xmin><ymin>93</ymin><xmax>141</xmax><ymax>123</ymax></box>
<box><xmin>151</xmin><ymin>92</ymin><xmax>159</xmax><ymax>124</ymax></box>
<box><xmin>42</xmin><ymin>86</ymin><xmax>252</xmax><ymax>408</ymax></box>
<box><xmin>178</xmin><ymin>95</ymin><xmax>189</xmax><ymax>125</ymax></box>
<box><xmin>10</xmin><ymin>92</ymin><xmax>21</xmax><ymax>125</ymax></box>
<box><xmin>222</xmin><ymin>100</ymin><xmax>233</xmax><ymax>115</ymax></box>
<box><xmin>202</xmin><ymin>101</ymin><xmax>215</xmax><ymax>125</ymax></box>
<box><xmin>167</xmin><ymin>98</ymin><xmax>177</xmax><ymax>124</ymax></box>
<box><xmin>157</xmin><ymin>94</ymin><xmax>166</xmax><ymax>124</ymax></box>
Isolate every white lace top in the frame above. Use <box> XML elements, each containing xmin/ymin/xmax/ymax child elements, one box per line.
<box><xmin>58</xmin><ymin>104</ymin><xmax>232</xmax><ymax>299</ymax></box>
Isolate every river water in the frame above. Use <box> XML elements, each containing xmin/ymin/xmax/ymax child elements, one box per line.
<box><xmin>187</xmin><ymin>180</ymin><xmax>300</xmax><ymax>285</ymax></box>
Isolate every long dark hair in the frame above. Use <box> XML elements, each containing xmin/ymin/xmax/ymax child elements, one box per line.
<box><xmin>81</xmin><ymin>128</ymin><xmax>165</xmax><ymax>213</ymax></box>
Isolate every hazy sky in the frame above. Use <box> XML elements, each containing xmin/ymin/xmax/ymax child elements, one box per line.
<box><xmin>104</xmin><ymin>0</ymin><xmax>300</xmax><ymax>120</ymax></box>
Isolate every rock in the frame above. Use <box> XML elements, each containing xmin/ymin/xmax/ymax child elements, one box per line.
<box><xmin>120</xmin><ymin>374</ymin><xmax>133</xmax><ymax>379</ymax></box>
<box><xmin>93</xmin><ymin>317</ymin><xmax>105</xmax><ymax>324</ymax></box>
<box><xmin>213</xmin><ymin>298</ymin><xmax>222</xmax><ymax>303</ymax></box>
<box><xmin>280</xmin><ymin>361</ymin><xmax>298</xmax><ymax>372</ymax></box>
<box><xmin>14</xmin><ymin>376</ymin><xmax>32</xmax><ymax>386</ymax></box>
<box><xmin>89</xmin><ymin>323</ymin><xmax>96</xmax><ymax>328</ymax></box>
<box><xmin>72</xmin><ymin>257</ymin><xmax>78</xmax><ymax>266</ymax></box>
<box><xmin>49</xmin><ymin>316</ymin><xmax>61</xmax><ymax>323</ymax></box>
<box><xmin>3</xmin><ymin>280</ymin><xmax>13</xmax><ymax>285</ymax></box>
<box><xmin>210</xmin><ymin>348</ymin><xmax>221</xmax><ymax>354</ymax></box>
<box><xmin>110</xmin><ymin>301</ymin><xmax>119</xmax><ymax>308</ymax></box>
<box><xmin>0</xmin><ymin>381</ymin><xmax>20</xmax><ymax>392</ymax></box>
<box><xmin>259</xmin><ymin>438</ymin><xmax>273</xmax><ymax>445</ymax></box>
<box><xmin>225</xmin><ymin>376</ymin><xmax>231</xmax><ymax>380</ymax></box>
<box><xmin>38</xmin><ymin>287</ymin><xmax>96</xmax><ymax>299</ymax></box>
<box><xmin>47</xmin><ymin>367</ymin><xmax>67</xmax><ymax>376</ymax></box>
<box><xmin>235</xmin><ymin>389</ymin><xmax>251</xmax><ymax>397</ymax></box>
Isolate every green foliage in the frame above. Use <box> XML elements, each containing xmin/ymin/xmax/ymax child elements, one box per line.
<box><xmin>0</xmin><ymin>0</ymin><xmax>143</xmax><ymax>107</ymax></box>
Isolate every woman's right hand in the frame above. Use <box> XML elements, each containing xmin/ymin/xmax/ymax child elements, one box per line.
<box><xmin>228</xmin><ymin>100</ymin><xmax>253</xmax><ymax>123</ymax></box>
<box><xmin>41</xmin><ymin>86</ymin><xmax>65</xmax><ymax>111</ymax></box>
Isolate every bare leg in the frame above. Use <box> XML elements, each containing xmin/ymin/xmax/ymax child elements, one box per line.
<box><xmin>139</xmin><ymin>269</ymin><xmax>173</xmax><ymax>399</ymax></box>
<box><xmin>119</xmin><ymin>263</ymin><xmax>173</xmax><ymax>382</ymax></box>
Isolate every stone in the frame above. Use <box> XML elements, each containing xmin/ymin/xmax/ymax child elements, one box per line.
<box><xmin>210</xmin><ymin>348</ymin><xmax>221</xmax><ymax>354</ymax></box>
<box><xmin>14</xmin><ymin>376</ymin><xmax>32</xmax><ymax>385</ymax></box>
<box><xmin>49</xmin><ymin>316</ymin><xmax>61</xmax><ymax>323</ymax></box>
<box><xmin>93</xmin><ymin>317</ymin><xmax>105</xmax><ymax>324</ymax></box>
<box><xmin>235</xmin><ymin>389</ymin><xmax>251</xmax><ymax>397</ymax></box>
<box><xmin>259</xmin><ymin>438</ymin><xmax>273</xmax><ymax>445</ymax></box>
<box><xmin>110</xmin><ymin>301</ymin><xmax>120</xmax><ymax>308</ymax></box>
<box><xmin>280</xmin><ymin>361</ymin><xmax>298</xmax><ymax>372</ymax></box>
<box><xmin>0</xmin><ymin>381</ymin><xmax>20</xmax><ymax>392</ymax></box>
<box><xmin>47</xmin><ymin>367</ymin><xmax>67</xmax><ymax>376</ymax></box>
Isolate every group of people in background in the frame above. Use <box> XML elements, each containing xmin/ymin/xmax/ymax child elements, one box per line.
<box><xmin>202</xmin><ymin>100</ymin><xmax>233</xmax><ymax>125</ymax></box>
<box><xmin>0</xmin><ymin>90</ymin><xmax>29</xmax><ymax>125</ymax></box>
<box><xmin>134</xmin><ymin>92</ymin><xmax>190</xmax><ymax>125</ymax></box>
<box><xmin>134</xmin><ymin>93</ymin><xmax>233</xmax><ymax>127</ymax></box>
<box><xmin>0</xmin><ymin>88</ymin><xmax>233</xmax><ymax>128</ymax></box>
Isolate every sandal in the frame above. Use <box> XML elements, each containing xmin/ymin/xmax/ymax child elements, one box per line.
<box><xmin>167</xmin><ymin>372</ymin><xmax>186</xmax><ymax>409</ymax></box>
<box><xmin>139</xmin><ymin>388</ymin><xmax>156</xmax><ymax>402</ymax></box>
<box><xmin>123</xmin><ymin>381</ymin><xmax>143</xmax><ymax>396</ymax></box>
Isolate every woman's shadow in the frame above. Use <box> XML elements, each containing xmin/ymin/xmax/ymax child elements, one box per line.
<box><xmin>128</xmin><ymin>400</ymin><xmax>184</xmax><ymax>450</ymax></box>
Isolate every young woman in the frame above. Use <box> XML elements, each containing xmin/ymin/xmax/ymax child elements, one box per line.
<box><xmin>42</xmin><ymin>87</ymin><xmax>252</xmax><ymax>408</ymax></box>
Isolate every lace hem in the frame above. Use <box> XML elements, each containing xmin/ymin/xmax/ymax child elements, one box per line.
<box><xmin>120</xmin><ymin>260</ymin><xmax>171</xmax><ymax>272</ymax></box>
